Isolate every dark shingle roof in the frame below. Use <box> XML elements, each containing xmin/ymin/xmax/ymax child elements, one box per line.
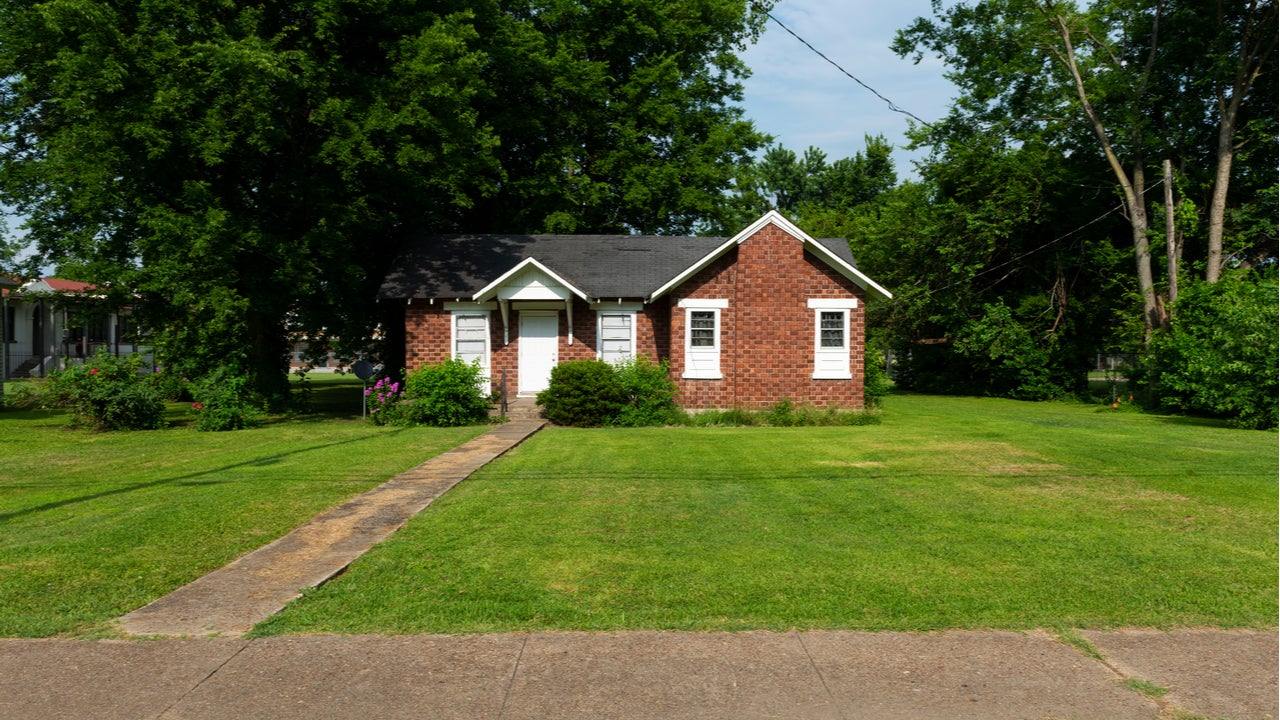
<box><xmin>379</xmin><ymin>233</ymin><xmax>861</xmax><ymax>301</ymax></box>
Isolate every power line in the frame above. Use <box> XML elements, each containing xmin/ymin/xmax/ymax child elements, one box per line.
<box><xmin>762</xmin><ymin>9</ymin><xmax>934</xmax><ymax>129</ymax></box>
<box><xmin>931</xmin><ymin>178</ymin><xmax>1167</xmax><ymax>296</ymax></box>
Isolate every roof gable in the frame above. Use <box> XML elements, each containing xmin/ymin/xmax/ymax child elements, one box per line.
<box><xmin>473</xmin><ymin>257</ymin><xmax>589</xmax><ymax>302</ymax></box>
<box><xmin>648</xmin><ymin>211</ymin><xmax>891</xmax><ymax>301</ymax></box>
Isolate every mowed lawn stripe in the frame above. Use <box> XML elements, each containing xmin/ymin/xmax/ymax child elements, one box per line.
<box><xmin>253</xmin><ymin>394</ymin><xmax>1276</xmax><ymax>635</ymax></box>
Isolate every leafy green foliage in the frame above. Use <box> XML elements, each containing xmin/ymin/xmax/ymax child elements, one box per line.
<box><xmin>1143</xmin><ymin>277</ymin><xmax>1279</xmax><ymax>429</ymax></box>
<box><xmin>538</xmin><ymin>359</ymin><xmax>627</xmax><ymax>427</ymax></box>
<box><xmin>609</xmin><ymin>356</ymin><xmax>682</xmax><ymax>427</ymax></box>
<box><xmin>952</xmin><ymin>302</ymin><xmax>1080</xmax><ymax>401</ymax></box>
<box><xmin>398</xmin><ymin>359</ymin><xmax>491</xmax><ymax>427</ymax></box>
<box><xmin>40</xmin><ymin>350</ymin><xmax>166</xmax><ymax>431</ymax></box>
<box><xmin>190</xmin><ymin>367</ymin><xmax>265</xmax><ymax>432</ymax></box>
<box><xmin>0</xmin><ymin>0</ymin><xmax>773</xmax><ymax>401</ymax></box>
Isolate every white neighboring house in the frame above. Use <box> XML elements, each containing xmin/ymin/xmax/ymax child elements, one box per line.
<box><xmin>2</xmin><ymin>278</ymin><xmax>151</xmax><ymax>379</ymax></box>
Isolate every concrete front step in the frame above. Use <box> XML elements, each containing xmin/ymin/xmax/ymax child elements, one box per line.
<box><xmin>492</xmin><ymin>397</ymin><xmax>544</xmax><ymax>421</ymax></box>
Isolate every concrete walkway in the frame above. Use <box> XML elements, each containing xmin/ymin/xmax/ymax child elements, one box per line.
<box><xmin>118</xmin><ymin>421</ymin><xmax>546</xmax><ymax>637</ymax></box>
<box><xmin>1</xmin><ymin>629</ymin><xmax>1275</xmax><ymax>719</ymax></box>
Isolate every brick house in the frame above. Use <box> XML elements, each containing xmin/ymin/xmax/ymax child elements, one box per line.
<box><xmin>378</xmin><ymin>211</ymin><xmax>891</xmax><ymax>410</ymax></box>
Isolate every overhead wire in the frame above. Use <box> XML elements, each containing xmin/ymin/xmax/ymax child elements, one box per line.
<box><xmin>760</xmin><ymin>5</ymin><xmax>1163</xmax><ymax>298</ymax></box>
<box><xmin>761</xmin><ymin>9</ymin><xmax>934</xmax><ymax>129</ymax></box>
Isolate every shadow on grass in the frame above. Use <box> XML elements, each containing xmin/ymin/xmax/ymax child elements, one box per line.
<box><xmin>0</xmin><ymin>426</ymin><xmax>418</xmax><ymax>523</ymax></box>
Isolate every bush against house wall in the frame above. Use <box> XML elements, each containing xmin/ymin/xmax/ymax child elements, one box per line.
<box><xmin>538</xmin><ymin>359</ymin><xmax>627</xmax><ymax>427</ymax></box>
<box><xmin>367</xmin><ymin>359</ymin><xmax>491</xmax><ymax>427</ymax></box>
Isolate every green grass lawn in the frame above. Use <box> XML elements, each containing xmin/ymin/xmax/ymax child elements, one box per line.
<box><xmin>0</xmin><ymin>375</ymin><xmax>487</xmax><ymax>637</ymax></box>
<box><xmin>254</xmin><ymin>393</ymin><xmax>1277</xmax><ymax>636</ymax></box>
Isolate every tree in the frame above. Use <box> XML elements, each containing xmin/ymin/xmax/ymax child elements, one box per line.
<box><xmin>0</xmin><ymin>0</ymin><xmax>772</xmax><ymax>399</ymax></box>
<box><xmin>716</xmin><ymin>135</ymin><xmax>897</xmax><ymax>233</ymax></box>
<box><xmin>894</xmin><ymin>0</ymin><xmax>1277</xmax><ymax>340</ymax></box>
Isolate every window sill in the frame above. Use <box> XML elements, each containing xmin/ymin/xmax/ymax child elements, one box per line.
<box><xmin>812</xmin><ymin>373</ymin><xmax>853</xmax><ymax>380</ymax></box>
<box><xmin>682</xmin><ymin>371</ymin><xmax>724</xmax><ymax>380</ymax></box>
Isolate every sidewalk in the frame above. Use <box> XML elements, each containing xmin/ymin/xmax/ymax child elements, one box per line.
<box><xmin>1</xmin><ymin>629</ymin><xmax>1274</xmax><ymax>719</ymax></box>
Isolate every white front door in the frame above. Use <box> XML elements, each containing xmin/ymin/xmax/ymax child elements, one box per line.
<box><xmin>518</xmin><ymin>312</ymin><xmax>558</xmax><ymax>395</ymax></box>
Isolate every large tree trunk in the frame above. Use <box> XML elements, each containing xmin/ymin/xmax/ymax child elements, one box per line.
<box><xmin>1205</xmin><ymin>106</ymin><xmax>1235</xmax><ymax>283</ymax></box>
<box><xmin>1128</xmin><ymin>169</ymin><xmax>1162</xmax><ymax>338</ymax></box>
<box><xmin>1041</xmin><ymin>3</ymin><xmax>1165</xmax><ymax>341</ymax></box>
<box><xmin>1164</xmin><ymin>159</ymin><xmax>1179</xmax><ymax>305</ymax></box>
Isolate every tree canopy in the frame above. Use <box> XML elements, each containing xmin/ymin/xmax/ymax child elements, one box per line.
<box><xmin>0</xmin><ymin>0</ymin><xmax>772</xmax><ymax>399</ymax></box>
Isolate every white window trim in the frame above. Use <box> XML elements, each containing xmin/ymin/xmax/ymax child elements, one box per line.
<box><xmin>808</xmin><ymin>299</ymin><xmax>856</xmax><ymax>380</ymax></box>
<box><xmin>450</xmin><ymin>309</ymin><xmax>491</xmax><ymax>377</ymax></box>
<box><xmin>595</xmin><ymin>306</ymin><xmax>640</xmax><ymax>364</ymax></box>
<box><xmin>679</xmin><ymin>298</ymin><xmax>727</xmax><ymax>379</ymax></box>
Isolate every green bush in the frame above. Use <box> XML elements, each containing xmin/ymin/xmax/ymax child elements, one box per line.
<box><xmin>399</xmin><ymin>359</ymin><xmax>490</xmax><ymax>427</ymax></box>
<box><xmin>1143</xmin><ymin>278</ymin><xmax>1278</xmax><ymax>430</ymax></box>
<box><xmin>190</xmin><ymin>367</ymin><xmax>265</xmax><ymax>431</ymax></box>
<box><xmin>147</xmin><ymin>367</ymin><xmax>191</xmax><ymax>401</ymax></box>
<box><xmin>684</xmin><ymin>402</ymin><xmax>881</xmax><ymax>427</ymax></box>
<box><xmin>952</xmin><ymin>301</ymin><xmax>1079</xmax><ymax>401</ymax></box>
<box><xmin>863</xmin><ymin>333</ymin><xmax>892</xmax><ymax>409</ymax></box>
<box><xmin>42</xmin><ymin>350</ymin><xmax>166</xmax><ymax>430</ymax></box>
<box><xmin>609</xmin><ymin>355</ymin><xmax>681</xmax><ymax>427</ymax></box>
<box><xmin>538</xmin><ymin>359</ymin><xmax>626</xmax><ymax>427</ymax></box>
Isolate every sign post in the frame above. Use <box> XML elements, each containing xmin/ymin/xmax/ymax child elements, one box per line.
<box><xmin>352</xmin><ymin>359</ymin><xmax>375</xmax><ymax>418</ymax></box>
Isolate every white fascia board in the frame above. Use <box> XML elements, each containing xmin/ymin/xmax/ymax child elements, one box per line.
<box><xmin>649</xmin><ymin>212</ymin><xmax>796</xmax><ymax>302</ymax></box>
<box><xmin>647</xmin><ymin>237</ymin><xmax>738</xmax><ymax>303</ymax></box>
<box><xmin>803</xmin><ymin>239</ymin><xmax>894</xmax><ymax>301</ymax></box>
<box><xmin>744</xmin><ymin>211</ymin><xmax>894</xmax><ymax>301</ymax></box>
<box><xmin>472</xmin><ymin>257</ymin><xmax>590</xmax><ymax>303</ymax></box>
<box><xmin>589</xmin><ymin>300</ymin><xmax>645</xmax><ymax>311</ymax></box>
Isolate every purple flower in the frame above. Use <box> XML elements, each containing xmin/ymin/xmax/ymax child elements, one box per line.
<box><xmin>364</xmin><ymin>389</ymin><xmax>371</xmax><ymax>396</ymax></box>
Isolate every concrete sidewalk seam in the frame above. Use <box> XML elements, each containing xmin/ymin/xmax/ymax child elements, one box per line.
<box><xmin>795</xmin><ymin>631</ymin><xmax>846</xmax><ymax>720</ymax></box>
<box><xmin>153</xmin><ymin>639</ymin><xmax>251</xmax><ymax>720</ymax></box>
<box><xmin>497</xmin><ymin>634</ymin><xmax>529</xmax><ymax>719</ymax></box>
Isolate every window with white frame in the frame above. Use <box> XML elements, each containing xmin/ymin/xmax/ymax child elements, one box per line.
<box><xmin>451</xmin><ymin>310</ymin><xmax>491</xmax><ymax>374</ymax></box>
<box><xmin>679</xmin><ymin>299</ymin><xmax>726</xmax><ymax>379</ymax></box>
<box><xmin>597</xmin><ymin>311</ymin><xmax>636</xmax><ymax>364</ymax></box>
<box><xmin>809</xmin><ymin>299</ymin><xmax>856</xmax><ymax>379</ymax></box>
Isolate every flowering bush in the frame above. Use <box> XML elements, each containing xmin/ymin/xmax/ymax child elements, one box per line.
<box><xmin>41</xmin><ymin>350</ymin><xmax>166</xmax><ymax>430</ymax></box>
<box><xmin>365</xmin><ymin>376</ymin><xmax>404</xmax><ymax>425</ymax></box>
<box><xmin>365</xmin><ymin>360</ymin><xmax>491</xmax><ymax>427</ymax></box>
<box><xmin>189</xmin><ymin>367</ymin><xmax>265</xmax><ymax>431</ymax></box>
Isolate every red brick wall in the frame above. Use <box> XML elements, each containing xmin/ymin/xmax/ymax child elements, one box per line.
<box><xmin>670</xmin><ymin>225</ymin><xmax>866</xmax><ymax>410</ymax></box>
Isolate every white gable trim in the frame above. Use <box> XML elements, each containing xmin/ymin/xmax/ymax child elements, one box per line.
<box><xmin>473</xmin><ymin>257</ymin><xmax>590</xmax><ymax>303</ymax></box>
<box><xmin>647</xmin><ymin>210</ymin><xmax>892</xmax><ymax>302</ymax></box>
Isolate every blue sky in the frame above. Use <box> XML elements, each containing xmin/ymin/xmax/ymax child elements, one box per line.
<box><xmin>738</xmin><ymin>0</ymin><xmax>958</xmax><ymax>179</ymax></box>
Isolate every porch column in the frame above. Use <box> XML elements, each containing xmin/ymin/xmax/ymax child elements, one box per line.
<box><xmin>565</xmin><ymin>299</ymin><xmax>574</xmax><ymax>345</ymax></box>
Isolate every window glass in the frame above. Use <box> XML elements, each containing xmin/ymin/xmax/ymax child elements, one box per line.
<box><xmin>455</xmin><ymin>314</ymin><xmax>487</xmax><ymax>365</ymax></box>
<box><xmin>690</xmin><ymin>311</ymin><xmax>716</xmax><ymax>348</ymax></box>
<box><xmin>600</xmin><ymin>313</ymin><xmax>632</xmax><ymax>361</ymax></box>
<box><xmin>820</xmin><ymin>311</ymin><xmax>845</xmax><ymax>348</ymax></box>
